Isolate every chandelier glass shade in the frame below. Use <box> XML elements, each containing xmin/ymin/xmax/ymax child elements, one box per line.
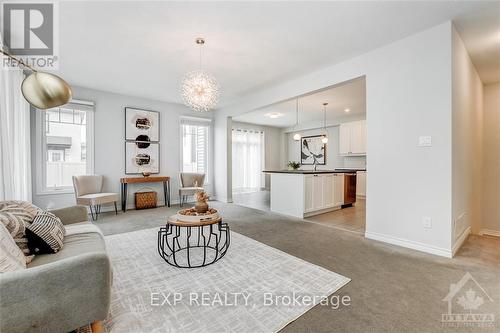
<box><xmin>181</xmin><ymin>38</ymin><xmax>220</xmax><ymax>112</ymax></box>
<box><xmin>181</xmin><ymin>69</ymin><xmax>220</xmax><ymax>112</ymax></box>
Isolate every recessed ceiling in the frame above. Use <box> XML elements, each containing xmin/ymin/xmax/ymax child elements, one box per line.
<box><xmin>56</xmin><ymin>1</ymin><xmax>500</xmax><ymax>107</ymax></box>
<box><xmin>234</xmin><ymin>77</ymin><xmax>366</xmax><ymax>128</ymax></box>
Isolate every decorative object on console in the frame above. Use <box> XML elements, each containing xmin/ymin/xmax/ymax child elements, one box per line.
<box><xmin>0</xmin><ymin>49</ymin><xmax>72</xmax><ymax>109</ymax></box>
<box><xmin>301</xmin><ymin>135</ymin><xmax>326</xmax><ymax>165</ymax></box>
<box><xmin>142</xmin><ymin>172</ymin><xmax>151</xmax><ymax>177</ymax></box>
<box><xmin>194</xmin><ymin>190</ymin><xmax>210</xmax><ymax>213</ymax></box>
<box><xmin>125</xmin><ymin>107</ymin><xmax>160</xmax><ymax>142</ymax></box>
<box><xmin>125</xmin><ymin>141</ymin><xmax>160</xmax><ymax>174</ymax></box>
<box><xmin>25</xmin><ymin>211</ymin><xmax>65</xmax><ymax>254</ymax></box>
<box><xmin>287</xmin><ymin>161</ymin><xmax>300</xmax><ymax>170</ymax></box>
<box><xmin>180</xmin><ymin>38</ymin><xmax>220</xmax><ymax>112</ymax></box>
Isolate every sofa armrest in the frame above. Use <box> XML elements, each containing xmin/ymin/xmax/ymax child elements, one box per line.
<box><xmin>0</xmin><ymin>252</ymin><xmax>112</xmax><ymax>333</ymax></box>
<box><xmin>50</xmin><ymin>205</ymin><xmax>89</xmax><ymax>225</ymax></box>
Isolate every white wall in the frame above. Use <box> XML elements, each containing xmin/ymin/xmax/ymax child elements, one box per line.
<box><xmin>482</xmin><ymin>82</ymin><xmax>500</xmax><ymax>236</ymax></box>
<box><xmin>231</xmin><ymin>121</ymin><xmax>284</xmax><ymax>189</ymax></box>
<box><xmin>31</xmin><ymin>86</ymin><xmax>213</xmax><ymax>210</ymax></box>
<box><xmin>215</xmin><ymin>22</ymin><xmax>455</xmax><ymax>257</ymax></box>
<box><xmin>451</xmin><ymin>27</ymin><xmax>484</xmax><ymax>248</ymax></box>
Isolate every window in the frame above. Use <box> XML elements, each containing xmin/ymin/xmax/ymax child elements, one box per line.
<box><xmin>180</xmin><ymin>117</ymin><xmax>211</xmax><ymax>181</ymax></box>
<box><xmin>231</xmin><ymin>128</ymin><xmax>265</xmax><ymax>192</ymax></box>
<box><xmin>36</xmin><ymin>100</ymin><xmax>94</xmax><ymax>193</ymax></box>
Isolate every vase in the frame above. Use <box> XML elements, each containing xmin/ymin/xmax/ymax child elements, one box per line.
<box><xmin>195</xmin><ymin>201</ymin><xmax>209</xmax><ymax>214</ymax></box>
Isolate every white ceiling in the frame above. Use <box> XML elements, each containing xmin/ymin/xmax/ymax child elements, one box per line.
<box><xmin>234</xmin><ymin>77</ymin><xmax>366</xmax><ymax>128</ymax></box>
<box><xmin>56</xmin><ymin>1</ymin><xmax>500</xmax><ymax>107</ymax></box>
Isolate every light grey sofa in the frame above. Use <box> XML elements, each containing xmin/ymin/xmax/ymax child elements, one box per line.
<box><xmin>0</xmin><ymin>205</ymin><xmax>112</xmax><ymax>333</ymax></box>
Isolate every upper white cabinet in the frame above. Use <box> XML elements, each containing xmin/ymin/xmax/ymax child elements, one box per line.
<box><xmin>339</xmin><ymin>120</ymin><xmax>366</xmax><ymax>155</ymax></box>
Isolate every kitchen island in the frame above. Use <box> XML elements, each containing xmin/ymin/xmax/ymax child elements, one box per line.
<box><xmin>264</xmin><ymin>170</ymin><xmax>361</xmax><ymax>218</ymax></box>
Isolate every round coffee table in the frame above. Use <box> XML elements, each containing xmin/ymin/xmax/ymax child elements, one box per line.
<box><xmin>157</xmin><ymin>215</ymin><xmax>230</xmax><ymax>268</ymax></box>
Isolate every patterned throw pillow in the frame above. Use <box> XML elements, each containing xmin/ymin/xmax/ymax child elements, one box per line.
<box><xmin>26</xmin><ymin>211</ymin><xmax>66</xmax><ymax>254</ymax></box>
<box><xmin>0</xmin><ymin>201</ymin><xmax>40</xmax><ymax>260</ymax></box>
<box><xmin>0</xmin><ymin>223</ymin><xmax>26</xmax><ymax>272</ymax></box>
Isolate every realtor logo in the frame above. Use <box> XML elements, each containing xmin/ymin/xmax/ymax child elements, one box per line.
<box><xmin>442</xmin><ymin>272</ymin><xmax>495</xmax><ymax>328</ymax></box>
<box><xmin>1</xmin><ymin>1</ymin><xmax>59</xmax><ymax>69</ymax></box>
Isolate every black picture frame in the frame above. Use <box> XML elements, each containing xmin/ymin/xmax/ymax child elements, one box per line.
<box><xmin>300</xmin><ymin>135</ymin><xmax>326</xmax><ymax>165</ymax></box>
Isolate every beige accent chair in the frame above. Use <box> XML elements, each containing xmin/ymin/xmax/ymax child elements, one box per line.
<box><xmin>179</xmin><ymin>173</ymin><xmax>205</xmax><ymax>207</ymax></box>
<box><xmin>72</xmin><ymin>175</ymin><xmax>118</xmax><ymax>221</ymax></box>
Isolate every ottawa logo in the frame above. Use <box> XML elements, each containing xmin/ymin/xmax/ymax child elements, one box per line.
<box><xmin>442</xmin><ymin>272</ymin><xmax>495</xmax><ymax>328</ymax></box>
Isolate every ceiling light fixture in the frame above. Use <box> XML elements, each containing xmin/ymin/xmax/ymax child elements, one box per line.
<box><xmin>181</xmin><ymin>38</ymin><xmax>220</xmax><ymax>112</ymax></box>
<box><xmin>0</xmin><ymin>48</ymin><xmax>72</xmax><ymax>109</ymax></box>
<box><xmin>344</xmin><ymin>108</ymin><xmax>350</xmax><ymax>113</ymax></box>
<box><xmin>265</xmin><ymin>112</ymin><xmax>284</xmax><ymax>119</ymax></box>
<box><xmin>293</xmin><ymin>97</ymin><xmax>301</xmax><ymax>141</ymax></box>
<box><xmin>321</xmin><ymin>103</ymin><xmax>328</xmax><ymax>144</ymax></box>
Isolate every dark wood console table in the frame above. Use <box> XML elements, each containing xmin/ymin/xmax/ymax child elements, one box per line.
<box><xmin>120</xmin><ymin>176</ymin><xmax>170</xmax><ymax>212</ymax></box>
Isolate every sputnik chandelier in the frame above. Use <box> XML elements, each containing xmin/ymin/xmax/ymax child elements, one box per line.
<box><xmin>180</xmin><ymin>38</ymin><xmax>220</xmax><ymax>112</ymax></box>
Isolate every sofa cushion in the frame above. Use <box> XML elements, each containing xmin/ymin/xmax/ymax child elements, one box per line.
<box><xmin>28</xmin><ymin>226</ymin><xmax>105</xmax><ymax>268</ymax></box>
<box><xmin>26</xmin><ymin>211</ymin><xmax>66</xmax><ymax>254</ymax></box>
<box><xmin>0</xmin><ymin>201</ymin><xmax>40</xmax><ymax>261</ymax></box>
<box><xmin>0</xmin><ymin>223</ymin><xmax>26</xmax><ymax>272</ymax></box>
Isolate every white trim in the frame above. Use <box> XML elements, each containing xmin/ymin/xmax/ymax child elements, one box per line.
<box><xmin>70</xmin><ymin>99</ymin><xmax>95</xmax><ymax>106</ymax></box>
<box><xmin>479</xmin><ymin>229</ymin><xmax>500</xmax><ymax>238</ymax></box>
<box><xmin>180</xmin><ymin>115</ymin><xmax>212</xmax><ymax>123</ymax></box>
<box><xmin>365</xmin><ymin>231</ymin><xmax>452</xmax><ymax>258</ymax></box>
<box><xmin>35</xmin><ymin>102</ymin><xmax>95</xmax><ymax>195</ymax></box>
<box><xmin>452</xmin><ymin>226</ymin><xmax>471</xmax><ymax>256</ymax></box>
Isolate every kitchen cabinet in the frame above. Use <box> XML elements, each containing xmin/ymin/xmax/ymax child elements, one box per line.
<box><xmin>333</xmin><ymin>173</ymin><xmax>345</xmax><ymax>206</ymax></box>
<box><xmin>356</xmin><ymin>171</ymin><xmax>366</xmax><ymax>197</ymax></box>
<box><xmin>268</xmin><ymin>171</ymin><xmax>355</xmax><ymax>218</ymax></box>
<box><xmin>339</xmin><ymin>120</ymin><xmax>366</xmax><ymax>155</ymax></box>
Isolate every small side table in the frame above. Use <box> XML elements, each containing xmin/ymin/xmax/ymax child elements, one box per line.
<box><xmin>120</xmin><ymin>176</ymin><xmax>170</xmax><ymax>212</ymax></box>
<box><xmin>158</xmin><ymin>215</ymin><xmax>230</xmax><ymax>268</ymax></box>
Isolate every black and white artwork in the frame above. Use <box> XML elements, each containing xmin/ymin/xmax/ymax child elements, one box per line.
<box><xmin>301</xmin><ymin>135</ymin><xmax>326</xmax><ymax>165</ymax></box>
<box><xmin>125</xmin><ymin>141</ymin><xmax>160</xmax><ymax>174</ymax></box>
<box><xmin>125</xmin><ymin>107</ymin><xmax>160</xmax><ymax>142</ymax></box>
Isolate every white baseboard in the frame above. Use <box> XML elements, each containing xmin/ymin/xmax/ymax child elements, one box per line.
<box><xmin>479</xmin><ymin>229</ymin><xmax>500</xmax><ymax>238</ymax></box>
<box><xmin>356</xmin><ymin>194</ymin><xmax>366</xmax><ymax>199</ymax></box>
<box><xmin>452</xmin><ymin>226</ymin><xmax>471</xmax><ymax>256</ymax></box>
<box><xmin>365</xmin><ymin>231</ymin><xmax>452</xmax><ymax>258</ymax></box>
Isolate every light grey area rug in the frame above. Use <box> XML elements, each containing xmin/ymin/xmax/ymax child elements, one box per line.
<box><xmin>104</xmin><ymin>227</ymin><xmax>350</xmax><ymax>333</ymax></box>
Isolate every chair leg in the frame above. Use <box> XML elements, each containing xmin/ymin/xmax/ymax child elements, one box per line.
<box><xmin>89</xmin><ymin>205</ymin><xmax>96</xmax><ymax>221</ymax></box>
<box><xmin>114</xmin><ymin>202</ymin><xmax>118</xmax><ymax>215</ymax></box>
<box><xmin>180</xmin><ymin>195</ymin><xmax>183</xmax><ymax>207</ymax></box>
<box><xmin>91</xmin><ymin>320</ymin><xmax>104</xmax><ymax>333</ymax></box>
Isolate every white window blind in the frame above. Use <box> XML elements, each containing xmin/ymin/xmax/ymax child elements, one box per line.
<box><xmin>180</xmin><ymin>117</ymin><xmax>211</xmax><ymax>179</ymax></box>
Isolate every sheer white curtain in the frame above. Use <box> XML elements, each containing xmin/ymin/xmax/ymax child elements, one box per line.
<box><xmin>0</xmin><ymin>65</ymin><xmax>32</xmax><ymax>201</ymax></box>
<box><xmin>232</xmin><ymin>129</ymin><xmax>265</xmax><ymax>191</ymax></box>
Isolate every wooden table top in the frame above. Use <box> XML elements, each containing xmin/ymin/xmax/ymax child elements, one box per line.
<box><xmin>167</xmin><ymin>215</ymin><xmax>222</xmax><ymax>227</ymax></box>
<box><xmin>120</xmin><ymin>176</ymin><xmax>170</xmax><ymax>184</ymax></box>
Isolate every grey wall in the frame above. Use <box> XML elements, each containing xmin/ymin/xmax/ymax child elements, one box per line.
<box><xmin>31</xmin><ymin>86</ymin><xmax>213</xmax><ymax>210</ymax></box>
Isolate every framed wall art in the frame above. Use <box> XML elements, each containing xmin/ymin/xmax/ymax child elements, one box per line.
<box><xmin>125</xmin><ymin>141</ymin><xmax>160</xmax><ymax>174</ymax></box>
<box><xmin>300</xmin><ymin>135</ymin><xmax>326</xmax><ymax>165</ymax></box>
<box><xmin>125</xmin><ymin>107</ymin><xmax>160</xmax><ymax>142</ymax></box>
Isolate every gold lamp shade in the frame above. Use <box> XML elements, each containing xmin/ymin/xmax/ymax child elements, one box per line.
<box><xmin>21</xmin><ymin>72</ymin><xmax>72</xmax><ymax>109</ymax></box>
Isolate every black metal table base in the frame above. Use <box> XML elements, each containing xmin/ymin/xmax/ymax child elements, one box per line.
<box><xmin>158</xmin><ymin>222</ymin><xmax>230</xmax><ymax>268</ymax></box>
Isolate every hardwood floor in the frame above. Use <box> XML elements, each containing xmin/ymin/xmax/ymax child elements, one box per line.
<box><xmin>232</xmin><ymin>190</ymin><xmax>366</xmax><ymax>234</ymax></box>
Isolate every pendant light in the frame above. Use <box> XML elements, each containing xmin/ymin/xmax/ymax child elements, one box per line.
<box><xmin>180</xmin><ymin>37</ymin><xmax>220</xmax><ymax>112</ymax></box>
<box><xmin>1</xmin><ymin>49</ymin><xmax>72</xmax><ymax>109</ymax></box>
<box><xmin>321</xmin><ymin>102</ymin><xmax>328</xmax><ymax>144</ymax></box>
<box><xmin>293</xmin><ymin>97</ymin><xmax>301</xmax><ymax>141</ymax></box>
